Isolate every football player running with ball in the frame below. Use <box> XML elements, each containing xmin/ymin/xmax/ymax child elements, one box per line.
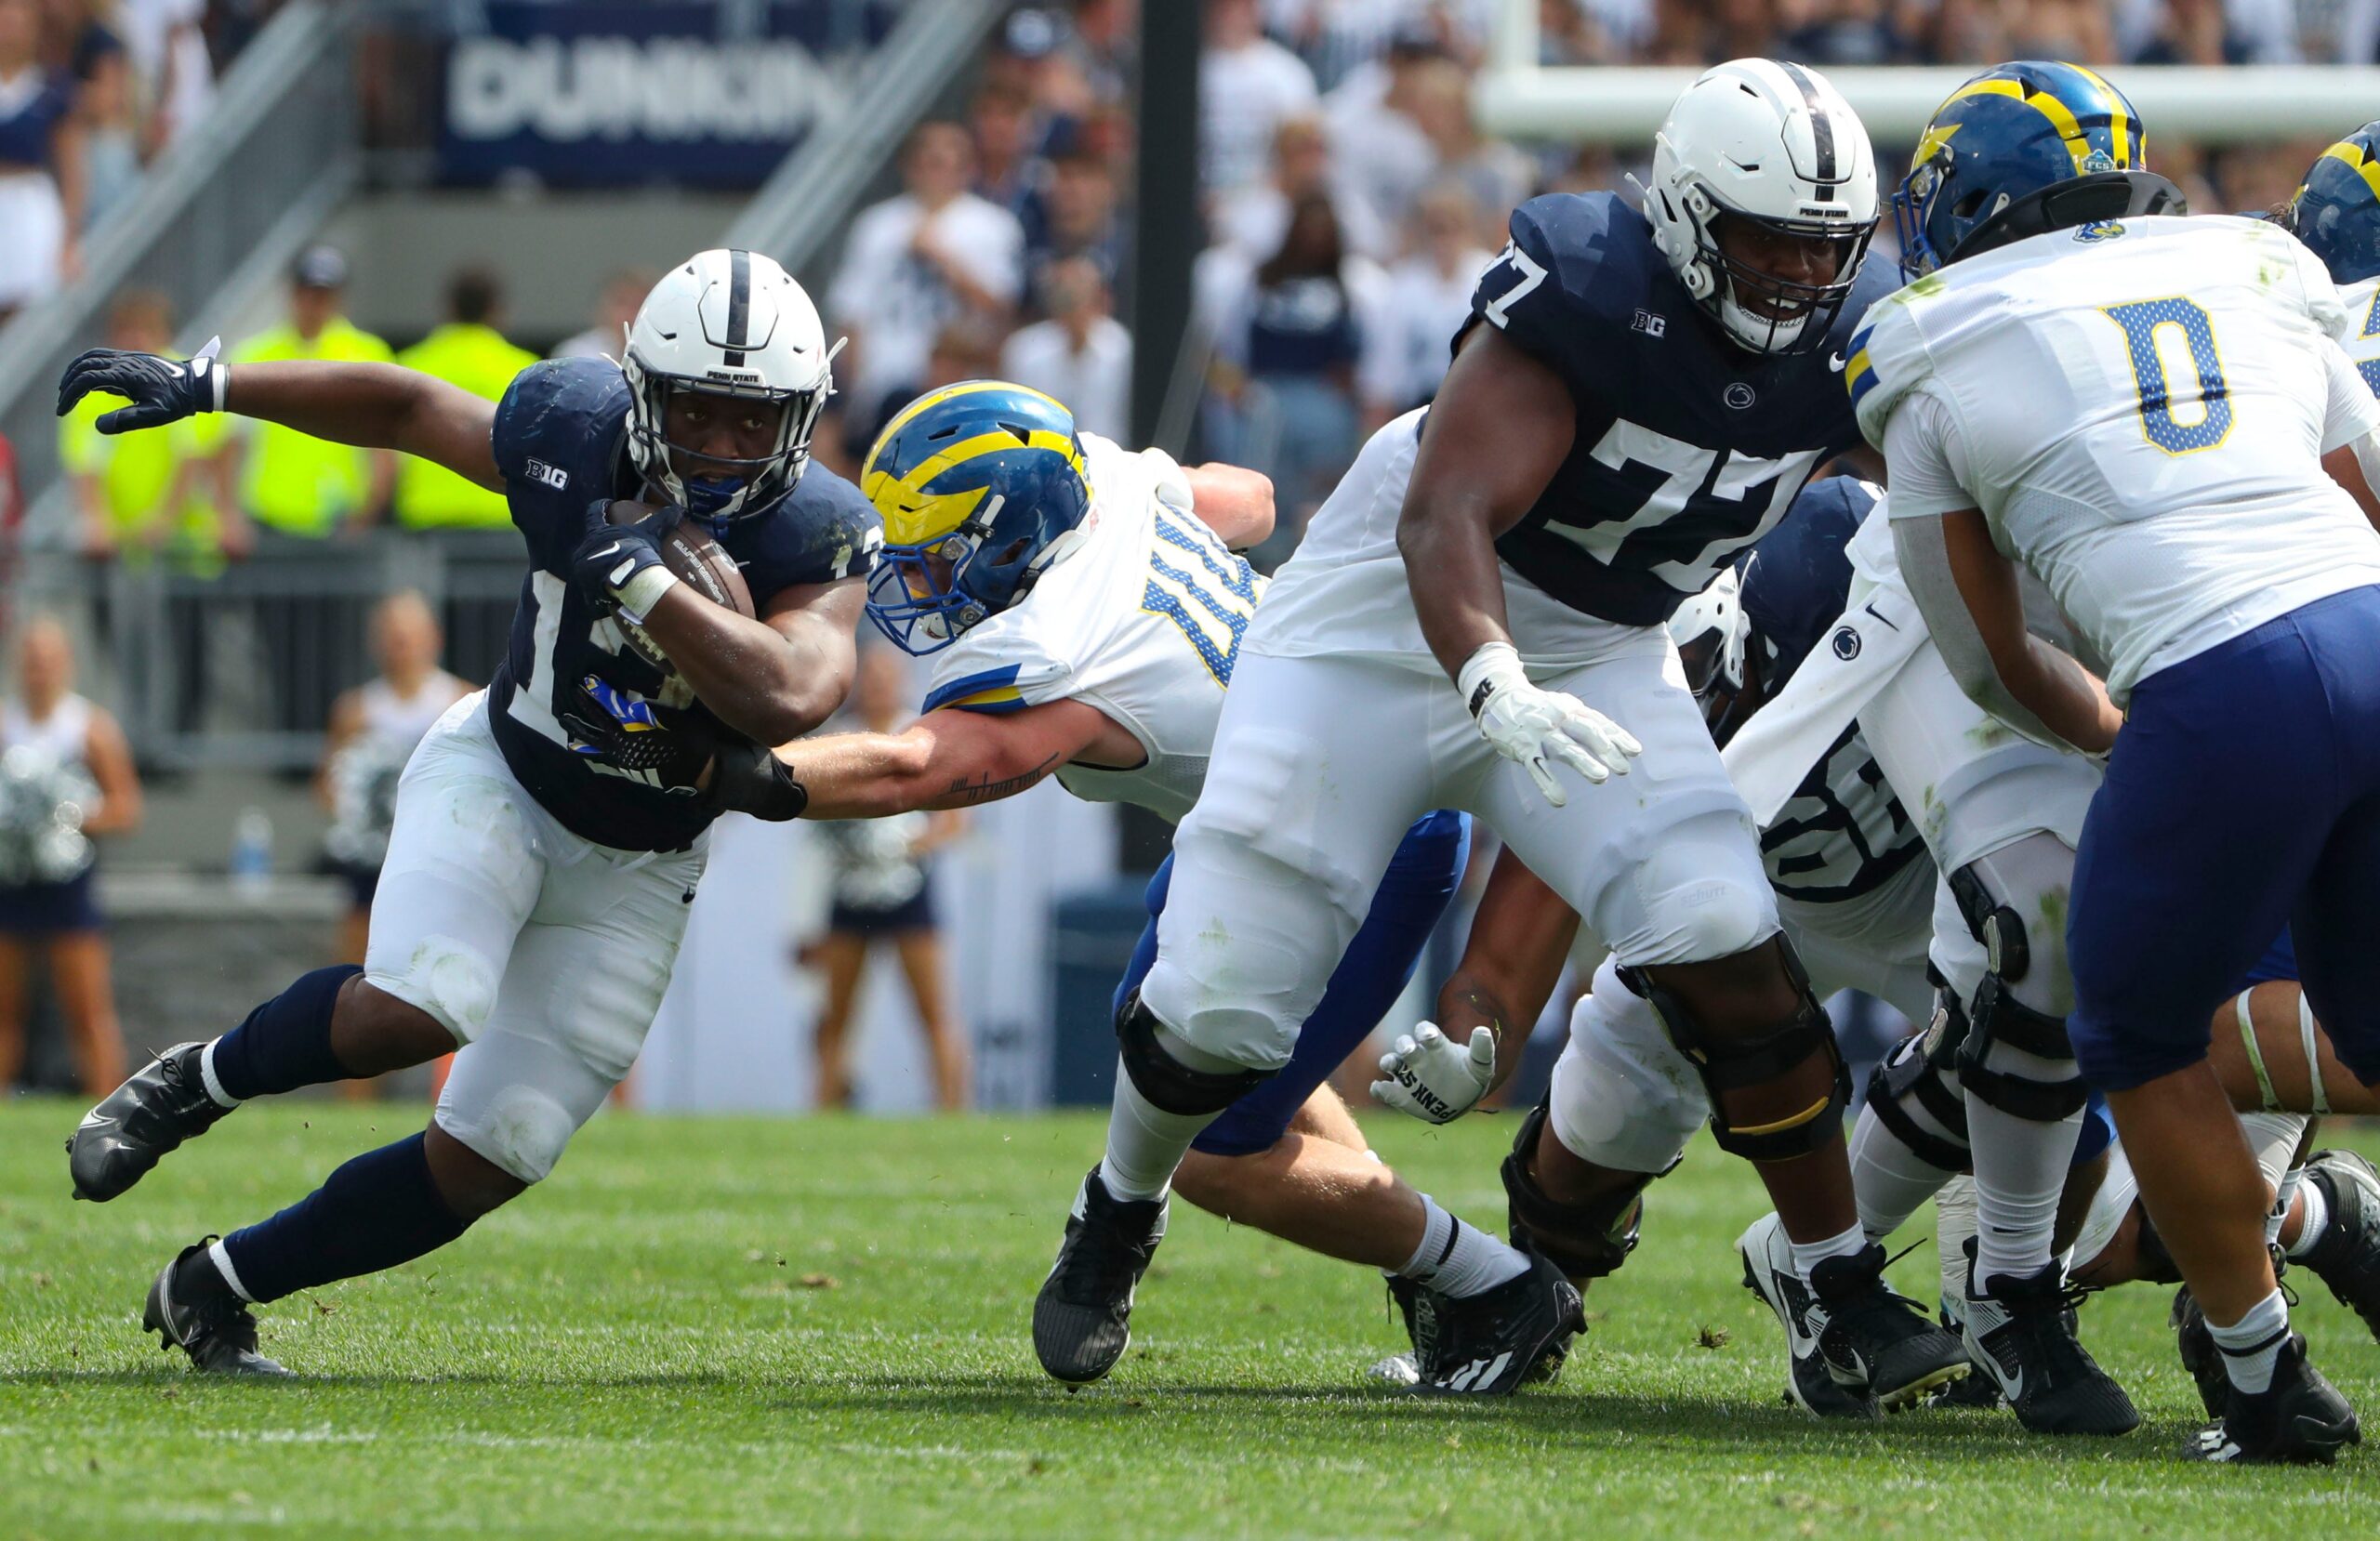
<box><xmin>771</xmin><ymin>382</ymin><xmax>1549</xmax><ymax>1391</ymax></box>
<box><xmin>1861</xmin><ymin>65</ymin><xmax>2380</xmax><ymax>1463</ymax></box>
<box><xmin>1030</xmin><ymin>59</ymin><xmax>1966</xmax><ymax>1405</ymax></box>
<box><xmin>57</xmin><ymin>251</ymin><xmax>875</xmax><ymax>1374</ymax></box>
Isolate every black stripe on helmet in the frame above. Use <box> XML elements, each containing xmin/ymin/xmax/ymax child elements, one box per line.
<box><xmin>1777</xmin><ymin>62</ymin><xmax>1837</xmax><ymax>200</ymax></box>
<box><xmin>724</xmin><ymin>248</ymin><xmax>751</xmax><ymax>365</ymax></box>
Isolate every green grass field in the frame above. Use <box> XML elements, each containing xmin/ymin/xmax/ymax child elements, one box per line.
<box><xmin>3</xmin><ymin>1101</ymin><xmax>2375</xmax><ymax>1539</ymax></box>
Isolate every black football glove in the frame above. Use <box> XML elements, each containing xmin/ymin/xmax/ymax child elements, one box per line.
<box><xmin>559</xmin><ymin>674</ymin><xmax>715</xmax><ymax>782</ymax></box>
<box><xmin>569</xmin><ymin>500</ymin><xmax>685</xmax><ymax>625</ymax></box>
<box><xmin>702</xmin><ymin>739</ymin><xmax>810</xmax><ymax>822</ymax></box>
<box><xmin>57</xmin><ymin>337</ymin><xmax>227</xmax><ymax>433</ymax></box>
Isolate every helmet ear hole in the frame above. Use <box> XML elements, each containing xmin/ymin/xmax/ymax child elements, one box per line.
<box><xmin>1952</xmin><ymin>187</ymin><xmax>1992</xmax><ymax>219</ymax></box>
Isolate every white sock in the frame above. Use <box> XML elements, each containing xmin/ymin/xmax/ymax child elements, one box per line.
<box><xmin>1098</xmin><ymin>1058</ymin><xmax>1215</xmax><ymax>1203</ymax></box>
<box><xmin>1398</xmin><ymin>1194</ymin><xmax>1529</xmax><ymax>1298</ymax></box>
<box><xmin>2286</xmin><ymin>1179</ymin><xmax>2332</xmax><ymax>1260</ymax></box>
<box><xmin>1791</xmin><ymin>1221</ymin><xmax>1869</xmax><ymax>1282</ymax></box>
<box><xmin>197</xmin><ymin>1039</ymin><xmax>242</xmax><ymax>1110</ymax></box>
<box><xmin>1967</xmin><ymin>1092</ymin><xmax>2080</xmax><ymax>1285</ymax></box>
<box><xmin>1935</xmin><ymin>1175</ymin><xmax>1979</xmax><ymax>1322</ymax></box>
<box><xmin>1848</xmin><ymin>1103</ymin><xmax>1958</xmax><ymax>1240</ymax></box>
<box><xmin>2208</xmin><ymin>1287</ymin><xmax>2291</xmax><ymax>1396</ymax></box>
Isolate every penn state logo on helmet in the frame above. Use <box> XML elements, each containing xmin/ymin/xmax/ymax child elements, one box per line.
<box><xmin>622</xmin><ymin>249</ymin><xmax>840</xmax><ymax>522</ymax></box>
<box><xmin>1895</xmin><ymin>61</ymin><xmax>2185</xmax><ymax>282</ymax></box>
<box><xmin>1637</xmin><ymin>59</ymin><xmax>1880</xmax><ymax>356</ymax></box>
<box><xmin>2281</xmin><ymin>123</ymin><xmax>2380</xmax><ymax>285</ymax></box>
<box><xmin>859</xmin><ymin>380</ymin><xmax>1095</xmax><ymax>655</ymax></box>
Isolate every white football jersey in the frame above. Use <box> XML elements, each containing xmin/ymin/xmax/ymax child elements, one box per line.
<box><xmin>920</xmin><ymin>434</ymin><xmax>1262</xmax><ymax>824</ymax></box>
<box><xmin>1857</xmin><ymin>215</ymin><xmax>2380</xmax><ymax>701</ymax></box>
<box><xmin>2337</xmin><ymin>274</ymin><xmax>2380</xmax><ymax>397</ymax></box>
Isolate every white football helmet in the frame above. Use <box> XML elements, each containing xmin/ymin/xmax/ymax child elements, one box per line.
<box><xmin>622</xmin><ymin>249</ymin><xmax>841</xmax><ymax>520</ymax></box>
<box><xmin>1639</xmin><ymin>59</ymin><xmax>1878</xmax><ymax>355</ymax></box>
<box><xmin>1668</xmin><ymin>565</ymin><xmax>1750</xmax><ymax>738</ymax></box>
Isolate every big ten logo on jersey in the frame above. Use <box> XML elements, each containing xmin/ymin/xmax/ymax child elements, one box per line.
<box><xmin>1763</xmin><ymin>724</ymin><xmax>1918</xmax><ymax>902</ymax></box>
<box><xmin>1142</xmin><ymin>507</ymin><xmax>1257</xmax><ymax>686</ymax></box>
<box><xmin>1569</xmin><ymin>420</ymin><xmax>1823</xmax><ymax>590</ymax></box>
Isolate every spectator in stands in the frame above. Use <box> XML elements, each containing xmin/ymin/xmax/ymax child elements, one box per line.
<box><xmin>0</xmin><ymin>0</ymin><xmax>84</xmax><ymax>324</ymax></box>
<box><xmin>1322</xmin><ymin>25</ymin><xmax>1447</xmax><ymax>254</ymax></box>
<box><xmin>972</xmin><ymin>79</ymin><xmax>1050</xmax><ymax>256</ymax></box>
<box><xmin>0</xmin><ymin>615</ymin><xmax>138</xmax><ymax>1097</ymax></box>
<box><xmin>61</xmin><ymin>289</ymin><xmax>242</xmax><ymax>735</ymax></box>
<box><xmin>229</xmin><ymin>244</ymin><xmax>396</xmax><ymax>736</ymax></box>
<box><xmin>1001</xmin><ymin>255</ymin><xmax>1132</xmax><ymax>441</ymax></box>
<box><xmin>1210</xmin><ymin>190</ymin><xmax>1374</xmax><ymax>566</ymax></box>
<box><xmin>1776</xmin><ymin>0</ymin><xmax>1916</xmax><ymax>62</ymax></box>
<box><xmin>1028</xmin><ymin>143</ymin><xmax>1130</xmax><ymax>313</ymax></box>
<box><xmin>393</xmin><ymin>266</ymin><xmax>537</xmax><ymax>531</ymax></box>
<box><xmin>1358</xmin><ymin>180</ymin><xmax>1492</xmax><ymax>429</ymax></box>
<box><xmin>1061</xmin><ymin>0</ymin><xmax>1135</xmax><ymax>106</ymax></box>
<box><xmin>2129</xmin><ymin>0</ymin><xmax>2291</xmax><ymax>61</ymax></box>
<box><xmin>827</xmin><ymin>120</ymin><xmax>1025</xmax><ymax>459</ymax></box>
<box><xmin>553</xmin><ymin>266</ymin><xmax>653</xmax><ymax>362</ymax></box>
<box><xmin>317</xmin><ymin>589</ymin><xmax>469</xmax><ymax>974</ymax></box>
<box><xmin>113</xmin><ymin>0</ymin><xmax>210</xmax><ymax>156</ymax></box>
<box><xmin>1213</xmin><ymin>113</ymin><xmax>1388</xmax><ymax>264</ymax></box>
<box><xmin>1406</xmin><ymin>57</ymin><xmax>1534</xmax><ymax>231</ymax></box>
<box><xmin>53</xmin><ymin>0</ymin><xmax>136</xmax><ymax>231</ymax></box>
<box><xmin>803</xmin><ymin>645</ymin><xmax>971</xmax><ymax>1113</ymax></box>
<box><xmin>1199</xmin><ymin>0</ymin><xmax>1317</xmax><ymax>198</ymax></box>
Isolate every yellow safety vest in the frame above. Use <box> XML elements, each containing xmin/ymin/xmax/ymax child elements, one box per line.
<box><xmin>392</xmin><ymin>323</ymin><xmax>538</xmax><ymax>529</ymax></box>
<box><xmin>58</xmin><ymin>372</ymin><xmax>234</xmax><ymax>576</ymax></box>
<box><xmin>230</xmin><ymin>319</ymin><xmax>397</xmax><ymax>536</ymax></box>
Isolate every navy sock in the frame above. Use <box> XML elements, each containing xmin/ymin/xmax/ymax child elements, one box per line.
<box><xmin>207</xmin><ymin>965</ymin><xmax>363</xmax><ymax>1101</ymax></box>
<box><xmin>218</xmin><ymin>1133</ymin><xmax>474</xmax><ymax>1304</ymax></box>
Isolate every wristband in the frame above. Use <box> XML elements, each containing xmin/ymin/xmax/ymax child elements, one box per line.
<box><xmin>614</xmin><ymin>564</ymin><xmax>680</xmax><ymax>626</ymax></box>
<box><xmin>1456</xmin><ymin>640</ymin><xmax>1526</xmax><ymax>719</ymax></box>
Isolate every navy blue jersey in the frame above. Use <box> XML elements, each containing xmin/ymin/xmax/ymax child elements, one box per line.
<box><xmin>484</xmin><ymin>358</ymin><xmax>879</xmax><ymax>852</ymax></box>
<box><xmin>1465</xmin><ymin>192</ymin><xmax>1894</xmax><ymax>626</ymax></box>
<box><xmin>1740</xmin><ymin>476</ymin><xmax>1924</xmax><ymax>903</ymax></box>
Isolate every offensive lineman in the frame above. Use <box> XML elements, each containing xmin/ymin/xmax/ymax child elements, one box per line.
<box><xmin>1861</xmin><ymin>64</ymin><xmax>2380</xmax><ymax>1462</ymax></box>
<box><xmin>771</xmin><ymin>381</ymin><xmax>1569</xmax><ymax>1390</ymax></box>
<box><xmin>1031</xmin><ymin>59</ymin><xmax>1966</xmax><ymax>1405</ymax></box>
<box><xmin>57</xmin><ymin>251</ymin><xmax>869</xmax><ymax>1373</ymax></box>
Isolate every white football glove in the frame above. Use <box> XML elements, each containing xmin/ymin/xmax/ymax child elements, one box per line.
<box><xmin>1458</xmin><ymin>642</ymin><xmax>1640</xmax><ymax>808</ymax></box>
<box><xmin>1371</xmin><ymin>1022</ymin><xmax>1497</xmax><ymax>1126</ymax></box>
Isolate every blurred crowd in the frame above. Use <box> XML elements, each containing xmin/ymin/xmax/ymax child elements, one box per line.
<box><xmin>804</xmin><ymin>0</ymin><xmax>2368</xmax><ymax>563</ymax></box>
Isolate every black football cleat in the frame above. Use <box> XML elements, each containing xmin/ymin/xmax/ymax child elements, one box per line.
<box><xmin>1962</xmin><ymin>1255</ymin><xmax>2139</xmax><ymax>1435</ymax></box>
<box><xmin>1033</xmin><ymin>1166</ymin><xmax>1166</xmax><ymax>1384</ymax></box>
<box><xmin>2298</xmin><ymin>1150</ymin><xmax>2380</xmax><ymax>1343</ymax></box>
<box><xmin>1809</xmin><ymin>1239</ymin><xmax>1968</xmax><ymax>1409</ymax></box>
<box><xmin>2190</xmin><ymin>1334</ymin><xmax>2360</xmax><ymax>1464</ymax></box>
<box><xmin>1737</xmin><ymin>1212</ymin><xmax>1879</xmax><ymax>1417</ymax></box>
<box><xmin>68</xmin><ymin>1042</ymin><xmax>233</xmax><ymax>1202</ymax></box>
<box><xmin>2172</xmin><ymin>1287</ymin><xmax>2228</xmax><ymax>1420</ymax></box>
<box><xmin>1408</xmin><ymin>1248</ymin><xmax>1582</xmax><ymax>1395</ymax></box>
<box><xmin>1926</xmin><ymin>1301</ymin><xmax>2004</xmax><ymax>1410</ymax></box>
<box><xmin>143</xmin><ymin>1241</ymin><xmax>291</xmax><ymax>1376</ymax></box>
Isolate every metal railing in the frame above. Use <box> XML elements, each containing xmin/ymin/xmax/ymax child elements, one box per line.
<box><xmin>0</xmin><ymin>3</ymin><xmax>357</xmax><ymax>511</ymax></box>
<box><xmin>14</xmin><ymin>532</ymin><xmax>522</xmax><ymax>771</ymax></box>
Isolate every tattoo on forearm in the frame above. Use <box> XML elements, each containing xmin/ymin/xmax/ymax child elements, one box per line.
<box><xmin>942</xmin><ymin>752</ymin><xmax>1063</xmax><ymax>807</ymax></box>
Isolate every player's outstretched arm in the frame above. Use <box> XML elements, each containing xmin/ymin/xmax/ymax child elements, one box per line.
<box><xmin>57</xmin><ymin>346</ymin><xmax>504</xmax><ymax>491</ymax></box>
<box><xmin>774</xmin><ymin>697</ymin><xmax>1119</xmax><ymax>818</ymax></box>
<box><xmin>1376</xmin><ymin>846</ymin><xmax>1580</xmax><ymax>1125</ymax></box>
<box><xmin>1178</xmin><ymin>462</ymin><xmax>1275</xmax><ymax>550</ymax></box>
<box><xmin>1895</xmin><ymin>508</ymin><xmax>2122</xmax><ymax>756</ymax></box>
<box><xmin>632</xmin><ymin>576</ymin><xmax>868</xmax><ymax>747</ymax></box>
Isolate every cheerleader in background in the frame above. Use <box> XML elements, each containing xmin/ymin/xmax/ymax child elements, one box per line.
<box><xmin>0</xmin><ymin>617</ymin><xmax>138</xmax><ymax>1095</ymax></box>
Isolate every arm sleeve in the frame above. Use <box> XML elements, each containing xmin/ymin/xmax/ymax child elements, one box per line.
<box><xmin>1878</xmin><ymin>389</ymin><xmax>1977</xmax><ymax>521</ymax></box>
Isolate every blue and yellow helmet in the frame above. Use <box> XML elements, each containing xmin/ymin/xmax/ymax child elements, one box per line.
<box><xmin>1895</xmin><ymin>61</ymin><xmax>2183</xmax><ymax>282</ymax></box>
<box><xmin>2283</xmin><ymin>124</ymin><xmax>2380</xmax><ymax>285</ymax></box>
<box><xmin>859</xmin><ymin>380</ymin><xmax>1093</xmax><ymax>655</ymax></box>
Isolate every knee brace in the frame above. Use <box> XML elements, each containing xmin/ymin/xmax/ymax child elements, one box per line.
<box><xmin>1117</xmin><ymin>992</ymin><xmax>1269</xmax><ymax>1116</ymax></box>
<box><xmin>1863</xmin><ymin>999</ymin><xmax>1974</xmax><ymax>1174</ymax></box>
<box><xmin>1947</xmin><ymin>858</ymin><xmax>2089</xmax><ymax>1121</ymax></box>
<box><xmin>1633</xmin><ymin>938</ymin><xmax>1849</xmax><ymax>1163</ymax></box>
<box><xmin>1501</xmin><ymin>1101</ymin><xmax>1648</xmax><ymax>1282</ymax></box>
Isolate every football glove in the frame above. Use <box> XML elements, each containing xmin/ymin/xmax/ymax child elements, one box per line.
<box><xmin>1371</xmin><ymin>1022</ymin><xmax>1497</xmax><ymax>1126</ymax></box>
<box><xmin>702</xmin><ymin>739</ymin><xmax>809</xmax><ymax>822</ymax></box>
<box><xmin>1459</xmin><ymin>641</ymin><xmax>1639</xmax><ymax>809</ymax></box>
<box><xmin>560</xmin><ymin>674</ymin><xmax>711</xmax><ymax>779</ymax></box>
<box><xmin>56</xmin><ymin>337</ymin><xmax>227</xmax><ymax>433</ymax></box>
<box><xmin>570</xmin><ymin>500</ymin><xmax>685</xmax><ymax>626</ymax></box>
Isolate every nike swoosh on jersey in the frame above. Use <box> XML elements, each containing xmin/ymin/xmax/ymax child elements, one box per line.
<box><xmin>1827</xmin><ymin>352</ymin><xmax>1847</xmax><ymax>372</ymax></box>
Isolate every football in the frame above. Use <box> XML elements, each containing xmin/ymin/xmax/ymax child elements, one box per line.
<box><xmin>602</xmin><ymin>499</ymin><xmax>754</xmax><ymax>670</ymax></box>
